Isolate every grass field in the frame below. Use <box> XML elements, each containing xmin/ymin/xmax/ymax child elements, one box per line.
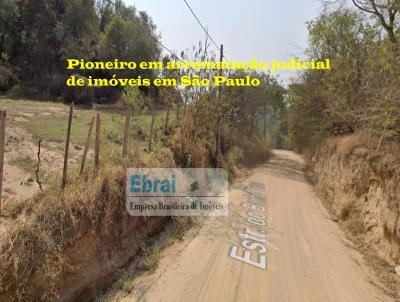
<box><xmin>0</xmin><ymin>97</ymin><xmax>175</xmax><ymax>202</ymax></box>
<box><xmin>0</xmin><ymin>97</ymin><xmax>171</xmax><ymax>156</ymax></box>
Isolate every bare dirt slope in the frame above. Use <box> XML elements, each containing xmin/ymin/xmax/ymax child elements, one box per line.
<box><xmin>120</xmin><ymin>150</ymin><xmax>393</xmax><ymax>302</ymax></box>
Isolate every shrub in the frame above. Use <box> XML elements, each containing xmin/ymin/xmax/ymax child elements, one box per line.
<box><xmin>0</xmin><ymin>66</ymin><xmax>16</xmax><ymax>93</ymax></box>
<box><xmin>143</xmin><ymin>244</ymin><xmax>160</xmax><ymax>273</ymax></box>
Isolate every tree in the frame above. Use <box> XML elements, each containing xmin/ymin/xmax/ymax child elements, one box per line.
<box><xmin>122</xmin><ymin>86</ymin><xmax>147</xmax><ymax>112</ymax></box>
<box><xmin>351</xmin><ymin>0</ymin><xmax>399</xmax><ymax>43</ymax></box>
<box><xmin>288</xmin><ymin>4</ymin><xmax>400</xmax><ymax>151</ymax></box>
<box><xmin>0</xmin><ymin>0</ymin><xmax>162</xmax><ymax>100</ymax></box>
<box><xmin>59</xmin><ymin>0</ymin><xmax>99</xmax><ymax>61</ymax></box>
<box><xmin>288</xmin><ymin>9</ymin><xmax>373</xmax><ymax>149</ymax></box>
<box><xmin>99</xmin><ymin>15</ymin><xmax>160</xmax><ymax>79</ymax></box>
<box><xmin>0</xmin><ymin>0</ymin><xmax>20</xmax><ymax>66</ymax></box>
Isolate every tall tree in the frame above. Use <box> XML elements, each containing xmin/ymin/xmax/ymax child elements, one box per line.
<box><xmin>351</xmin><ymin>0</ymin><xmax>399</xmax><ymax>42</ymax></box>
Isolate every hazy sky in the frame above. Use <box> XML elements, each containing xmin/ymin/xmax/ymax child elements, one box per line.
<box><xmin>125</xmin><ymin>0</ymin><xmax>323</xmax><ymax>83</ymax></box>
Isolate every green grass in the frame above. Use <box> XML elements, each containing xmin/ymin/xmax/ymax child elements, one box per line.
<box><xmin>143</xmin><ymin>244</ymin><xmax>161</xmax><ymax>273</ymax></box>
<box><xmin>26</xmin><ymin>110</ymin><xmax>126</xmax><ymax>146</ymax></box>
<box><xmin>29</xmin><ymin>110</ymin><xmax>168</xmax><ymax>150</ymax></box>
<box><xmin>117</xmin><ymin>270</ymin><xmax>134</xmax><ymax>294</ymax></box>
<box><xmin>0</xmin><ymin>97</ymin><xmax>66</xmax><ymax>109</ymax></box>
<box><xmin>0</xmin><ymin>97</ymin><xmax>173</xmax><ymax>157</ymax></box>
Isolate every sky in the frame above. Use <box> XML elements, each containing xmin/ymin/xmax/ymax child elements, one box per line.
<box><xmin>125</xmin><ymin>0</ymin><xmax>323</xmax><ymax>84</ymax></box>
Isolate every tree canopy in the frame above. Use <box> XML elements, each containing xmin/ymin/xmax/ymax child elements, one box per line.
<box><xmin>288</xmin><ymin>3</ymin><xmax>400</xmax><ymax>151</ymax></box>
<box><xmin>0</xmin><ymin>0</ymin><xmax>161</xmax><ymax>99</ymax></box>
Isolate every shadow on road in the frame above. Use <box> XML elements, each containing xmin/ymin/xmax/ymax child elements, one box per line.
<box><xmin>257</xmin><ymin>155</ymin><xmax>308</xmax><ymax>184</ymax></box>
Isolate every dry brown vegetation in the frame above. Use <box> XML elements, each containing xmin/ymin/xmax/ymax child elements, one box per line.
<box><xmin>290</xmin><ymin>2</ymin><xmax>400</xmax><ymax>296</ymax></box>
<box><xmin>0</xmin><ymin>150</ymin><xmax>173</xmax><ymax>301</ymax></box>
<box><xmin>0</xmin><ymin>1</ymin><xmax>283</xmax><ymax>301</ymax></box>
<box><xmin>0</xmin><ymin>93</ymin><xmax>274</xmax><ymax>301</ymax></box>
<box><xmin>308</xmin><ymin>135</ymin><xmax>400</xmax><ymax>299</ymax></box>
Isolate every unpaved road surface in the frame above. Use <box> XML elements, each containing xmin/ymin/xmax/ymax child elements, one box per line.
<box><xmin>121</xmin><ymin>150</ymin><xmax>393</xmax><ymax>302</ymax></box>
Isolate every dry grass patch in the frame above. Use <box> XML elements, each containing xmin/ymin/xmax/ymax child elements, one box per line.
<box><xmin>0</xmin><ymin>164</ymin><xmax>126</xmax><ymax>301</ymax></box>
<box><xmin>326</xmin><ymin>133</ymin><xmax>365</xmax><ymax>161</ymax></box>
<box><xmin>142</xmin><ymin>244</ymin><xmax>161</xmax><ymax>273</ymax></box>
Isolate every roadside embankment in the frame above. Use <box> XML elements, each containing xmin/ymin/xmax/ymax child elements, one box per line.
<box><xmin>307</xmin><ymin>135</ymin><xmax>400</xmax><ymax>269</ymax></box>
<box><xmin>0</xmin><ymin>97</ymin><xmax>273</xmax><ymax>302</ymax></box>
<box><xmin>0</xmin><ymin>164</ymin><xmax>165</xmax><ymax>302</ymax></box>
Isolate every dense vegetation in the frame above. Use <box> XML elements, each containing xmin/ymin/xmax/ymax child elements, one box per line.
<box><xmin>288</xmin><ymin>0</ymin><xmax>400</xmax><ymax>153</ymax></box>
<box><xmin>0</xmin><ymin>0</ymin><xmax>160</xmax><ymax>102</ymax></box>
<box><xmin>4</xmin><ymin>1</ymin><xmax>400</xmax><ymax>300</ymax></box>
<box><xmin>161</xmin><ymin>43</ymin><xmax>286</xmax><ymax>169</ymax></box>
<box><xmin>0</xmin><ymin>0</ymin><xmax>287</xmax><ymax>169</ymax></box>
<box><xmin>0</xmin><ymin>3</ymin><xmax>288</xmax><ymax>300</ymax></box>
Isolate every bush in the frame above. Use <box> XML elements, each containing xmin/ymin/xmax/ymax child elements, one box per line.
<box><xmin>0</xmin><ymin>66</ymin><xmax>16</xmax><ymax>93</ymax></box>
<box><xmin>169</xmin><ymin>115</ymin><xmax>209</xmax><ymax>168</ymax></box>
<box><xmin>0</xmin><ymin>165</ymin><xmax>126</xmax><ymax>301</ymax></box>
<box><xmin>62</xmin><ymin>75</ymin><xmax>95</xmax><ymax>107</ymax></box>
<box><xmin>143</xmin><ymin>244</ymin><xmax>160</xmax><ymax>273</ymax></box>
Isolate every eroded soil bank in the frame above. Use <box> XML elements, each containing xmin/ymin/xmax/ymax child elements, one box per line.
<box><xmin>307</xmin><ymin>137</ymin><xmax>400</xmax><ymax>296</ymax></box>
<box><xmin>0</xmin><ymin>166</ymin><xmax>165</xmax><ymax>302</ymax></box>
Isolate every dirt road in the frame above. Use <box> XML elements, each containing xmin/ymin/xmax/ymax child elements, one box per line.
<box><xmin>121</xmin><ymin>150</ymin><xmax>393</xmax><ymax>302</ymax></box>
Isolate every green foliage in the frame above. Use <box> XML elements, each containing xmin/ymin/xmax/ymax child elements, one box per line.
<box><xmin>163</xmin><ymin>37</ymin><xmax>286</xmax><ymax>169</ymax></box>
<box><xmin>143</xmin><ymin>244</ymin><xmax>161</xmax><ymax>273</ymax></box>
<box><xmin>117</xmin><ymin>270</ymin><xmax>134</xmax><ymax>293</ymax></box>
<box><xmin>0</xmin><ymin>0</ymin><xmax>20</xmax><ymax>66</ymax></box>
<box><xmin>289</xmin><ymin>6</ymin><xmax>400</xmax><ymax>152</ymax></box>
<box><xmin>0</xmin><ymin>0</ymin><xmax>160</xmax><ymax>99</ymax></box>
<box><xmin>58</xmin><ymin>0</ymin><xmax>99</xmax><ymax>60</ymax></box>
<box><xmin>350</xmin><ymin>0</ymin><xmax>399</xmax><ymax>43</ymax></box>
<box><xmin>99</xmin><ymin>14</ymin><xmax>160</xmax><ymax>79</ymax></box>
<box><xmin>122</xmin><ymin>86</ymin><xmax>147</xmax><ymax>113</ymax></box>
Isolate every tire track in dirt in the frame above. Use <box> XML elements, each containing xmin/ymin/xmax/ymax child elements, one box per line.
<box><xmin>119</xmin><ymin>150</ymin><xmax>393</xmax><ymax>302</ymax></box>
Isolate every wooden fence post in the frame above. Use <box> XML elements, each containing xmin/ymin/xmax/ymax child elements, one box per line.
<box><xmin>215</xmin><ymin>44</ymin><xmax>224</xmax><ymax>168</ymax></box>
<box><xmin>176</xmin><ymin>104</ymin><xmax>180</xmax><ymax>120</ymax></box>
<box><xmin>164</xmin><ymin>105</ymin><xmax>170</xmax><ymax>135</ymax></box>
<box><xmin>62</xmin><ymin>102</ymin><xmax>74</xmax><ymax>189</ymax></box>
<box><xmin>123</xmin><ymin>108</ymin><xmax>132</xmax><ymax>157</ymax></box>
<box><xmin>148</xmin><ymin>105</ymin><xmax>156</xmax><ymax>152</ymax></box>
<box><xmin>216</xmin><ymin>120</ymin><xmax>221</xmax><ymax>168</ymax></box>
<box><xmin>80</xmin><ymin>116</ymin><xmax>95</xmax><ymax>175</ymax></box>
<box><xmin>95</xmin><ymin>113</ymin><xmax>101</xmax><ymax>170</ymax></box>
<box><xmin>0</xmin><ymin>111</ymin><xmax>6</xmax><ymax>216</ymax></box>
<box><xmin>130</xmin><ymin>115</ymin><xmax>135</xmax><ymax>152</ymax></box>
<box><xmin>263</xmin><ymin>103</ymin><xmax>267</xmax><ymax>139</ymax></box>
<box><xmin>35</xmin><ymin>138</ymin><xmax>43</xmax><ymax>191</ymax></box>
